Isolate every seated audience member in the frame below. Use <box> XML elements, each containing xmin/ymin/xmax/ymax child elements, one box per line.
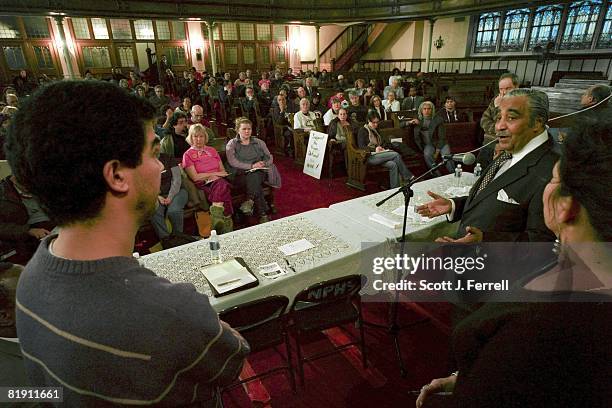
<box><xmin>310</xmin><ymin>92</ymin><xmax>324</xmax><ymax>115</ymax></box>
<box><xmin>4</xmin><ymin>93</ymin><xmax>18</xmax><ymax>108</ymax></box>
<box><xmin>369</xmin><ymin>95</ymin><xmax>390</xmax><ymax>121</ymax></box>
<box><xmin>293</xmin><ymin>98</ymin><xmax>318</xmax><ymax>131</ymax></box>
<box><xmin>363</xmin><ymin>85</ymin><xmax>377</xmax><ymax>106</ymax></box>
<box><xmin>580</xmin><ymin>84</ymin><xmax>611</xmax><ymax>109</ymax></box>
<box><xmin>6</xmin><ymin>80</ymin><xmax>249</xmax><ymax>406</ymax></box>
<box><xmin>412</xmin><ymin>101</ymin><xmax>453</xmax><ymax>174</ymax></box>
<box><xmin>327</xmin><ymin>90</ymin><xmax>346</xmax><ymax>109</ymax></box>
<box><xmin>401</xmin><ymin>86</ymin><xmax>424</xmax><ymax>111</ymax></box>
<box><xmin>382</xmin><ymin>91</ymin><xmax>401</xmax><ymax>113</ymax></box>
<box><xmin>226</xmin><ymin>117</ymin><xmax>280</xmax><ymax>223</ymax></box>
<box><xmin>134</xmin><ymin>85</ymin><xmax>147</xmax><ymax>99</ymax></box>
<box><xmin>141</xmin><ymin>81</ymin><xmax>154</xmax><ymax>98</ymax></box>
<box><xmin>148</xmin><ymin>85</ymin><xmax>170</xmax><ymax>114</ymax></box>
<box><xmin>292</xmin><ymin>87</ymin><xmax>308</xmax><ymax>107</ymax></box>
<box><xmin>0</xmin><ymin>263</ymin><xmax>34</xmax><ymax>390</ymax></box>
<box><xmin>283</xmin><ymin>68</ymin><xmax>296</xmax><ymax>81</ymax></box>
<box><xmin>327</xmin><ymin>107</ymin><xmax>356</xmax><ymax>169</ymax></box>
<box><xmin>12</xmin><ymin>70</ymin><xmax>36</xmax><ymax>97</ymax></box>
<box><xmin>319</xmin><ymin>69</ymin><xmax>332</xmax><ymax>86</ymax></box>
<box><xmin>258</xmin><ymin>81</ymin><xmax>274</xmax><ymax>115</ymax></box>
<box><xmin>336</xmin><ymin>74</ymin><xmax>350</xmax><ymax>90</ymax></box>
<box><xmin>347</xmin><ymin>91</ymin><xmax>368</xmax><ymax>123</ymax></box>
<box><xmin>189</xmin><ymin>104</ymin><xmax>211</xmax><ymax>128</ymax></box>
<box><xmin>323</xmin><ymin>97</ymin><xmax>342</xmax><ymax>126</ymax></box>
<box><xmin>437</xmin><ymin>96</ymin><xmax>468</xmax><ymax>123</ymax></box>
<box><xmin>304</xmin><ymin>77</ymin><xmax>318</xmax><ymax>98</ymax></box>
<box><xmin>240</xmin><ymin>87</ymin><xmax>260</xmax><ymax>125</ymax></box>
<box><xmin>175</xmin><ymin>96</ymin><xmax>192</xmax><ymax>114</ymax></box>
<box><xmin>160</xmin><ymin>111</ymin><xmax>190</xmax><ymax>158</ymax></box>
<box><xmin>353</xmin><ymin>78</ymin><xmax>367</xmax><ymax>96</ymax></box>
<box><xmin>151</xmin><ymin>152</ymin><xmax>189</xmax><ymax>246</ymax></box>
<box><xmin>416</xmin><ymin>117</ymin><xmax>612</xmax><ymax>408</ymax></box>
<box><xmin>206</xmin><ymin>77</ymin><xmax>221</xmax><ymax>111</ymax></box>
<box><xmin>182</xmin><ymin>124</ymin><xmax>233</xmax><ymax>233</ymax></box>
<box><xmin>0</xmin><ymin>175</ymin><xmax>56</xmax><ymax>263</ymax></box>
<box><xmin>258</xmin><ymin>71</ymin><xmax>271</xmax><ymax>89</ymax></box>
<box><xmin>357</xmin><ymin>111</ymin><xmax>413</xmax><ymax>188</ymax></box>
<box><xmin>481</xmin><ymin>73</ymin><xmax>519</xmax><ymax>143</ymax></box>
<box><xmin>272</xmin><ymin>95</ymin><xmax>294</xmax><ymax>155</ymax></box>
<box><xmin>234</xmin><ymin>72</ymin><xmax>248</xmax><ymax>88</ymax></box>
<box><xmin>118</xmin><ymin>78</ymin><xmax>130</xmax><ymax>91</ymax></box>
<box><xmin>0</xmin><ymin>106</ymin><xmax>19</xmax><ymax>159</ymax></box>
<box><xmin>388</xmin><ymin>67</ymin><xmax>402</xmax><ymax>86</ymax></box>
<box><xmin>270</xmin><ymin>71</ymin><xmax>284</xmax><ymax>91</ymax></box>
<box><xmin>384</xmin><ymin>78</ymin><xmax>405</xmax><ymax>100</ymax></box>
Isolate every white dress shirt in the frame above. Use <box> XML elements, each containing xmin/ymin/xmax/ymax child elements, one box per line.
<box><xmin>382</xmin><ymin>99</ymin><xmax>400</xmax><ymax>112</ymax></box>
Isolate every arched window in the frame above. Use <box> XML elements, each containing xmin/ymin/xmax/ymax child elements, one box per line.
<box><xmin>500</xmin><ymin>8</ymin><xmax>530</xmax><ymax>51</ymax></box>
<box><xmin>561</xmin><ymin>0</ymin><xmax>603</xmax><ymax>49</ymax></box>
<box><xmin>529</xmin><ymin>5</ymin><xmax>564</xmax><ymax>49</ymax></box>
<box><xmin>475</xmin><ymin>12</ymin><xmax>501</xmax><ymax>52</ymax></box>
<box><xmin>598</xmin><ymin>3</ymin><xmax>612</xmax><ymax>48</ymax></box>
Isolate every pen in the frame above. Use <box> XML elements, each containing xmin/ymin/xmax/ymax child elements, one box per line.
<box><xmin>217</xmin><ymin>278</ymin><xmax>241</xmax><ymax>287</ymax></box>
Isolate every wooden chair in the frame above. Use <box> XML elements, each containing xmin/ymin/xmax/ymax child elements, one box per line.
<box><xmin>391</xmin><ymin>110</ymin><xmax>418</xmax><ymax>128</ymax></box>
<box><xmin>292</xmin><ymin>117</ymin><xmax>323</xmax><ymax>166</ymax></box>
<box><xmin>345</xmin><ymin>128</ymin><xmax>387</xmax><ymax>191</ymax></box>
<box><xmin>444</xmin><ymin>121</ymin><xmax>480</xmax><ymax>155</ymax></box>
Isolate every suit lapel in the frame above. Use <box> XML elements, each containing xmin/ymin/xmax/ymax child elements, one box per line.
<box><xmin>464</xmin><ymin>141</ymin><xmax>551</xmax><ymax>213</ymax></box>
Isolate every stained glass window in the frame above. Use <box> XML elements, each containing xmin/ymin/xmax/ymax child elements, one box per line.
<box><xmin>275</xmin><ymin>44</ymin><xmax>286</xmax><ymax>62</ymax></box>
<box><xmin>256</xmin><ymin>24</ymin><xmax>271</xmax><ymax>41</ymax></box>
<box><xmin>529</xmin><ymin>5</ymin><xmax>563</xmax><ymax>49</ymax></box>
<box><xmin>134</xmin><ymin>20</ymin><xmax>154</xmax><ymax>40</ymax></box>
<box><xmin>82</xmin><ymin>46</ymin><xmax>111</xmax><ymax>68</ymax></box>
<box><xmin>91</xmin><ymin>18</ymin><xmax>109</xmax><ymax>40</ymax></box>
<box><xmin>33</xmin><ymin>45</ymin><xmax>54</xmax><ymax>68</ymax></box>
<box><xmin>0</xmin><ymin>17</ymin><xmax>21</xmax><ymax>39</ymax></box>
<box><xmin>110</xmin><ymin>19</ymin><xmax>132</xmax><ymax>40</ymax></box>
<box><xmin>225</xmin><ymin>44</ymin><xmax>238</xmax><ymax>64</ymax></box>
<box><xmin>3</xmin><ymin>46</ymin><xmax>26</xmax><ymax>69</ymax></box>
<box><xmin>156</xmin><ymin>21</ymin><xmax>171</xmax><ymax>40</ymax></box>
<box><xmin>475</xmin><ymin>12</ymin><xmax>501</xmax><ymax>52</ymax></box>
<box><xmin>561</xmin><ymin>0</ymin><xmax>602</xmax><ymax>49</ymax></box>
<box><xmin>71</xmin><ymin>18</ymin><xmax>90</xmax><ymax>39</ymax></box>
<box><xmin>243</xmin><ymin>45</ymin><xmax>255</xmax><ymax>64</ymax></box>
<box><xmin>222</xmin><ymin>23</ymin><xmax>238</xmax><ymax>40</ymax></box>
<box><xmin>240</xmin><ymin>24</ymin><xmax>255</xmax><ymax>41</ymax></box>
<box><xmin>164</xmin><ymin>46</ymin><xmax>186</xmax><ymax>65</ymax></box>
<box><xmin>500</xmin><ymin>9</ymin><xmax>530</xmax><ymax>51</ymax></box>
<box><xmin>260</xmin><ymin>46</ymin><xmax>270</xmax><ymax>64</ymax></box>
<box><xmin>273</xmin><ymin>25</ymin><xmax>286</xmax><ymax>42</ymax></box>
<box><xmin>171</xmin><ymin>21</ymin><xmax>186</xmax><ymax>40</ymax></box>
<box><xmin>23</xmin><ymin>17</ymin><xmax>50</xmax><ymax>38</ymax></box>
<box><xmin>117</xmin><ymin>46</ymin><xmax>134</xmax><ymax>67</ymax></box>
<box><xmin>597</xmin><ymin>4</ymin><xmax>612</xmax><ymax>48</ymax></box>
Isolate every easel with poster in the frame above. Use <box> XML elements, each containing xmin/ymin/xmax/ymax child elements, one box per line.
<box><xmin>302</xmin><ymin>130</ymin><xmax>328</xmax><ymax>179</ymax></box>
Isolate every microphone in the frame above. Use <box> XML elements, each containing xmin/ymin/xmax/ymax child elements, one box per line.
<box><xmin>442</xmin><ymin>152</ymin><xmax>476</xmax><ymax>165</ymax></box>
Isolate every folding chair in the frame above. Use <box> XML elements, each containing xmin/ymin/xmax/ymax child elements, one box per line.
<box><xmin>288</xmin><ymin>275</ymin><xmax>366</xmax><ymax>385</ymax></box>
<box><xmin>219</xmin><ymin>295</ymin><xmax>296</xmax><ymax>392</ymax></box>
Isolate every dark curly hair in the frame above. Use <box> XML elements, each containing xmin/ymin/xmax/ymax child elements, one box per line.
<box><xmin>5</xmin><ymin>80</ymin><xmax>156</xmax><ymax>226</ymax></box>
<box><xmin>559</xmin><ymin>116</ymin><xmax>612</xmax><ymax>241</ymax></box>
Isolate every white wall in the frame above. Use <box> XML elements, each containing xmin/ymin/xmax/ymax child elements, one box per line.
<box><xmin>421</xmin><ymin>17</ymin><xmax>470</xmax><ymax>59</ymax></box>
<box><xmin>296</xmin><ymin>24</ymin><xmax>347</xmax><ymax>62</ymax></box>
<box><xmin>50</xmin><ymin>18</ymin><xmax>81</xmax><ymax>78</ymax></box>
<box><xmin>187</xmin><ymin>21</ymin><xmax>206</xmax><ymax>70</ymax></box>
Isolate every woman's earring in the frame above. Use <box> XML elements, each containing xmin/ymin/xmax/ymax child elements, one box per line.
<box><xmin>552</xmin><ymin>237</ymin><xmax>561</xmax><ymax>255</ymax></box>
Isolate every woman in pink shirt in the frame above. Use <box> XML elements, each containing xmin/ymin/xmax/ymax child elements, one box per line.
<box><xmin>182</xmin><ymin>124</ymin><xmax>233</xmax><ymax>233</ymax></box>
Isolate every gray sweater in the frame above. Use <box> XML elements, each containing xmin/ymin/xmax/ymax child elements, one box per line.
<box><xmin>16</xmin><ymin>236</ymin><xmax>249</xmax><ymax>406</ymax></box>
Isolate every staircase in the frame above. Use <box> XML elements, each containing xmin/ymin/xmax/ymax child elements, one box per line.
<box><xmin>319</xmin><ymin>24</ymin><xmax>378</xmax><ymax>72</ymax></box>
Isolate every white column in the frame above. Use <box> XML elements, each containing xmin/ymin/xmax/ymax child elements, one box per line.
<box><xmin>53</xmin><ymin>16</ymin><xmax>76</xmax><ymax>79</ymax></box>
<box><xmin>315</xmin><ymin>24</ymin><xmax>320</xmax><ymax>70</ymax></box>
<box><xmin>206</xmin><ymin>21</ymin><xmax>218</xmax><ymax>74</ymax></box>
<box><xmin>425</xmin><ymin>19</ymin><xmax>435</xmax><ymax>73</ymax></box>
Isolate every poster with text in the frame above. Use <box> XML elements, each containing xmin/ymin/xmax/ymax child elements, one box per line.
<box><xmin>303</xmin><ymin>130</ymin><xmax>328</xmax><ymax>179</ymax></box>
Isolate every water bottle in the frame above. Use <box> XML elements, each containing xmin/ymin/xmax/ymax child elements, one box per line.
<box><xmin>454</xmin><ymin>164</ymin><xmax>463</xmax><ymax>187</ymax></box>
<box><xmin>209</xmin><ymin>230</ymin><xmax>222</xmax><ymax>264</ymax></box>
<box><xmin>474</xmin><ymin>163</ymin><xmax>482</xmax><ymax>178</ymax></box>
<box><xmin>132</xmin><ymin>252</ymin><xmax>144</xmax><ymax>267</ymax></box>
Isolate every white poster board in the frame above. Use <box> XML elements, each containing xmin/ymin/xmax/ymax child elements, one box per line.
<box><xmin>302</xmin><ymin>130</ymin><xmax>329</xmax><ymax>179</ymax></box>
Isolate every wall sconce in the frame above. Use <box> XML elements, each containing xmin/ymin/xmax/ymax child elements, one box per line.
<box><xmin>434</xmin><ymin>36</ymin><xmax>444</xmax><ymax>50</ymax></box>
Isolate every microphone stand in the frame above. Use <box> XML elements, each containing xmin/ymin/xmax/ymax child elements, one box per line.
<box><xmin>364</xmin><ymin>158</ymin><xmax>452</xmax><ymax>377</ymax></box>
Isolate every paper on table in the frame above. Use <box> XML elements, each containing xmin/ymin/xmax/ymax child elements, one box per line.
<box><xmin>390</xmin><ymin>138</ymin><xmax>403</xmax><ymax>143</ymax></box>
<box><xmin>278</xmin><ymin>239</ymin><xmax>314</xmax><ymax>256</ymax></box>
<box><xmin>444</xmin><ymin>186</ymin><xmax>471</xmax><ymax>197</ymax></box>
<box><xmin>258</xmin><ymin>262</ymin><xmax>288</xmax><ymax>279</ymax></box>
<box><xmin>368</xmin><ymin>213</ymin><xmax>402</xmax><ymax>229</ymax></box>
<box><xmin>201</xmin><ymin>259</ymin><xmax>257</xmax><ymax>294</ymax></box>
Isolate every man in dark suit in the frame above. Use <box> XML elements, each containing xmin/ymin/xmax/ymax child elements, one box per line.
<box><xmin>417</xmin><ymin>89</ymin><xmax>558</xmax><ymax>243</ymax></box>
<box><xmin>401</xmin><ymin>86</ymin><xmax>424</xmax><ymax>111</ymax></box>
